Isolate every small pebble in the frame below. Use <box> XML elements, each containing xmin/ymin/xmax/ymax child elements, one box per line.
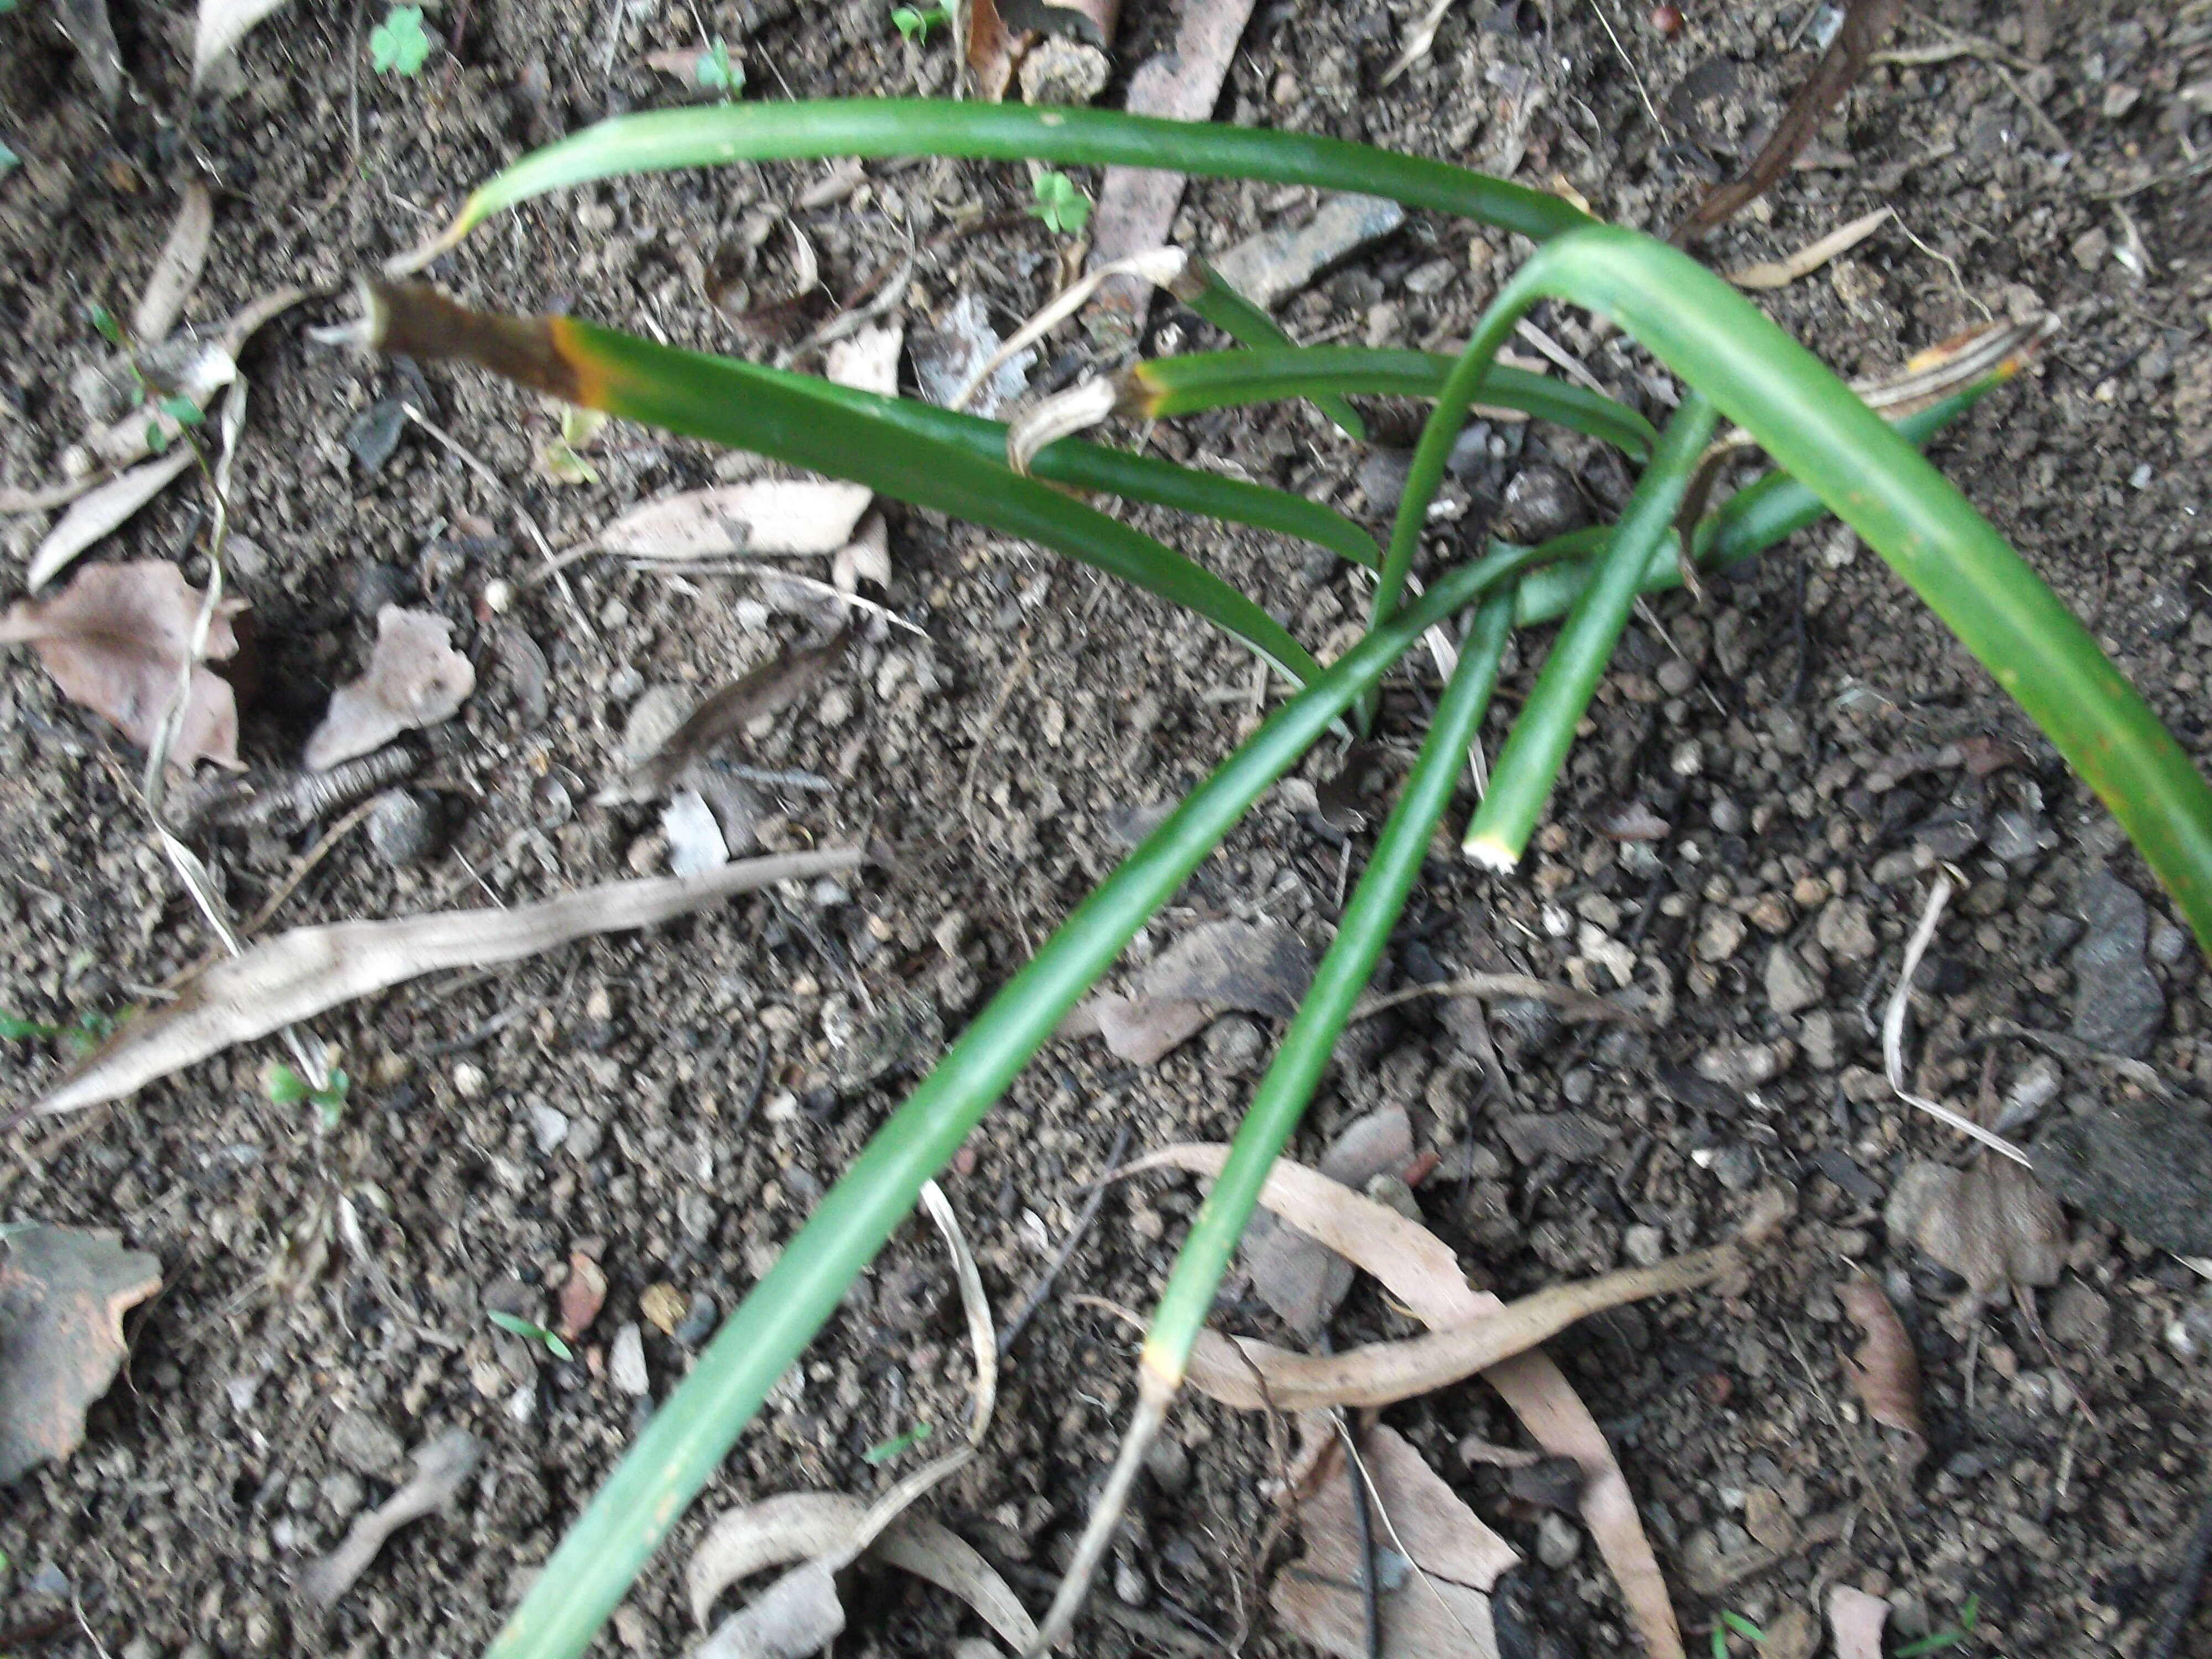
<box><xmin>527</xmin><ymin>1100</ymin><xmax>570</xmax><ymax>1156</ymax></box>
<box><xmin>1623</xmin><ymin>1224</ymin><xmax>1666</xmax><ymax>1267</ymax></box>
<box><xmin>609</xmin><ymin>1324</ymin><xmax>650</xmax><ymax>1396</ymax></box>
<box><xmin>1204</xmin><ymin>1013</ymin><xmax>1266</xmax><ymax>1074</ymax></box>
<box><xmin>1535</xmin><ymin>1512</ymin><xmax>1583</xmax><ymax>1569</ymax></box>
<box><xmin>674</xmin><ymin>1291</ymin><xmax>719</xmax><ymax>1347</ymax></box>
<box><xmin>367</xmin><ymin>789</ymin><xmax>439</xmax><ymax>865</ymax></box>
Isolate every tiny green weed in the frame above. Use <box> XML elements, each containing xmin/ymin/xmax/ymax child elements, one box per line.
<box><xmin>1894</xmin><ymin>1594</ymin><xmax>1981</xmax><ymax>1656</ymax></box>
<box><xmin>3</xmin><ymin>1008</ymin><xmax>116</xmax><ymax>1060</ymax></box>
<box><xmin>860</xmin><ymin>1420</ymin><xmax>933</xmax><ymax>1464</ymax></box>
<box><xmin>371</xmin><ymin>6</ymin><xmax>432</xmax><ymax>76</ymax></box>
<box><xmin>1711</xmin><ymin>1609</ymin><xmax>1766</xmax><ymax>1656</ymax></box>
<box><xmin>490</xmin><ymin>1311</ymin><xmax>576</xmax><ymax>1361</ymax></box>
<box><xmin>0</xmin><ymin>138</ymin><xmax>19</xmax><ymax>180</ymax></box>
<box><xmin>695</xmin><ymin>38</ymin><xmax>740</xmax><ymax>97</ymax></box>
<box><xmin>264</xmin><ymin>1061</ymin><xmax>352</xmax><ymax>1129</ymax></box>
<box><xmin>890</xmin><ymin>3</ymin><xmax>949</xmax><ymax>41</ymax></box>
<box><xmin>1030</xmin><ymin>169</ymin><xmax>1090</xmax><ymax>236</ymax></box>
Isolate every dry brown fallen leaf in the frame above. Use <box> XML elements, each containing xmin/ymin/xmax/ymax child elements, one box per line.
<box><xmin>602</xmin><ymin>629</ymin><xmax>849</xmax><ymax>804</ymax></box>
<box><xmin>133</xmin><ymin>182</ymin><xmax>216</xmax><ymax>344</ymax></box>
<box><xmin>28</xmin><ymin>848</ymin><xmax>865</xmax><ymax>1119</ymax></box>
<box><xmin>1837</xmin><ymin>1272</ymin><xmax>1927</xmax><ymax>1473</ymax></box>
<box><xmin>1132</xmin><ymin>1144</ymin><xmax>1694</xmax><ymax>1657</ymax></box>
<box><xmin>1826</xmin><ymin>1585</ymin><xmax>1890</xmax><ymax>1659</ymax></box>
<box><xmin>1063</xmin><ymin>919</ymin><xmax>1313</xmax><ymax>1064</ymax></box>
<box><xmin>559</xmin><ymin>1252</ymin><xmax>607</xmax><ymax>1340</ymax></box>
<box><xmin>296</xmin><ymin>1428</ymin><xmax>480</xmax><ymax>1609</ymax></box>
<box><xmin>25</xmin><ymin>449</ymin><xmax>198</xmax><ymax>593</ymax></box>
<box><xmin>0</xmin><ymin>560</ymin><xmax>247</xmax><ymax>770</ymax></box>
<box><xmin>822</xmin><ymin>323</ymin><xmax>902</xmax><ymax>398</ymax></box>
<box><xmin>1274</xmin><ymin>1426</ymin><xmax>1519</xmax><ymax>1659</ymax></box>
<box><xmin>0</xmin><ymin>1224</ymin><xmax>163</xmax><ymax>1485</ymax></box>
<box><xmin>1184</xmin><ymin>1245</ymin><xmax>1736</xmax><ymax>1411</ymax></box>
<box><xmin>685</xmin><ymin>1493</ymin><xmax>1035</xmax><ymax>1651</ymax></box>
<box><xmin>305</xmin><ymin>606</ymin><xmax>476</xmax><ymax>771</ymax></box>
<box><xmin>1884</xmin><ymin>1155</ymin><xmax>2066</xmax><ymax>1301</ymax></box>
<box><xmin>598</xmin><ymin>481</ymin><xmax>875</xmax><ymax>562</ymax></box>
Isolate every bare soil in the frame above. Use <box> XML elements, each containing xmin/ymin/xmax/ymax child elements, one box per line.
<box><xmin>3</xmin><ymin>0</ymin><xmax>2211</xmax><ymax>1655</ymax></box>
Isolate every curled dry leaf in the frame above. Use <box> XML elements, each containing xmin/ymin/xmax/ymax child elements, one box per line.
<box><xmin>598</xmin><ymin>481</ymin><xmax>874</xmax><ymax>561</ymax></box>
<box><xmin>1837</xmin><ymin>1273</ymin><xmax>1927</xmax><ymax>1472</ymax></box>
<box><xmin>26</xmin><ymin>448</ymin><xmax>197</xmax><ymax>592</ymax></box>
<box><xmin>1132</xmin><ymin>1143</ymin><xmax>1690</xmax><ymax>1659</ymax></box>
<box><xmin>1274</xmin><ymin>1426</ymin><xmax>1519</xmax><ymax>1659</ymax></box>
<box><xmin>0</xmin><ymin>560</ymin><xmax>246</xmax><ymax>770</ymax></box>
<box><xmin>33</xmin><ymin>848</ymin><xmax>865</xmax><ymax>1118</ymax></box>
<box><xmin>0</xmin><ymin>1224</ymin><xmax>163</xmax><ymax>1485</ymax></box>
<box><xmin>193</xmin><ymin>0</ymin><xmax>292</xmax><ymax>86</ymax></box>
<box><xmin>305</xmin><ymin>606</ymin><xmax>476</xmax><ymax>771</ymax></box>
<box><xmin>1825</xmin><ymin>1585</ymin><xmax>1889</xmax><ymax>1659</ymax></box>
<box><xmin>296</xmin><ymin>1429</ymin><xmax>481</xmax><ymax>1608</ymax></box>
<box><xmin>685</xmin><ymin>1492</ymin><xmax>1036</xmax><ymax>1651</ymax></box>
<box><xmin>1884</xmin><ymin>1156</ymin><xmax>2066</xmax><ymax>1301</ymax></box>
<box><xmin>134</xmin><ymin>182</ymin><xmax>217</xmax><ymax>345</ymax></box>
<box><xmin>603</xmin><ymin>629</ymin><xmax>850</xmax><ymax>802</ymax></box>
<box><xmin>1184</xmin><ymin>1245</ymin><xmax>1738</xmax><ymax>1411</ymax></box>
<box><xmin>1063</xmin><ymin>919</ymin><xmax>1313</xmax><ymax>1064</ymax></box>
<box><xmin>559</xmin><ymin>1252</ymin><xmax>607</xmax><ymax>1339</ymax></box>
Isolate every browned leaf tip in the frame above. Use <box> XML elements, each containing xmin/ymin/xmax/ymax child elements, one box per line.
<box><xmin>0</xmin><ymin>561</ymin><xmax>248</xmax><ymax>770</ymax></box>
<box><xmin>363</xmin><ymin>279</ymin><xmax>585</xmax><ymax>407</ymax></box>
<box><xmin>1670</xmin><ymin>0</ymin><xmax>1907</xmax><ymax>243</ymax></box>
<box><xmin>1837</xmin><ymin>1272</ymin><xmax>1927</xmax><ymax>1471</ymax></box>
<box><xmin>1</xmin><ymin>1224</ymin><xmax>163</xmax><ymax>1485</ymax></box>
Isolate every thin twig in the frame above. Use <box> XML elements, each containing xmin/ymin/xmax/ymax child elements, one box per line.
<box><xmin>1349</xmin><ymin>972</ymin><xmax>1638</xmax><ymax>1026</ymax></box>
<box><xmin>1882</xmin><ymin>870</ymin><xmax>2034</xmax><ymax>1165</ymax></box>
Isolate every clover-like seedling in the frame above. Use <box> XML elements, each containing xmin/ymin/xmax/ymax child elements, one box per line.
<box><xmin>490</xmin><ymin>1310</ymin><xmax>576</xmax><ymax>1361</ymax></box>
<box><xmin>371</xmin><ymin>6</ymin><xmax>432</xmax><ymax>76</ymax></box>
<box><xmin>696</xmin><ymin>37</ymin><xmax>740</xmax><ymax>98</ymax></box>
<box><xmin>1030</xmin><ymin>170</ymin><xmax>1091</xmax><ymax>237</ymax></box>
<box><xmin>891</xmin><ymin>4</ymin><xmax>949</xmax><ymax>41</ymax></box>
<box><xmin>265</xmin><ymin>1060</ymin><xmax>352</xmax><ymax>1129</ymax></box>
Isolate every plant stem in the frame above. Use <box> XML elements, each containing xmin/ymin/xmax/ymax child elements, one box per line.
<box><xmin>1179</xmin><ymin>264</ymin><xmax>1366</xmax><ymax>439</ymax></box>
<box><xmin>482</xmin><ymin>547</ymin><xmax>1538</xmax><ymax>1659</ymax></box>
<box><xmin>1463</xmin><ymin>391</ymin><xmax>1718</xmax><ymax>867</ymax></box>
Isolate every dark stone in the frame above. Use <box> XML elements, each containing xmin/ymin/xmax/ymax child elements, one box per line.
<box><xmin>1498</xmin><ymin>1112</ymin><xmax>1612</xmax><ymax>1165</ymax></box>
<box><xmin>2068</xmin><ymin>870</ymin><xmax>2165</xmax><ymax>1057</ymax></box>
<box><xmin>2034</xmin><ymin>1094</ymin><xmax>2212</xmax><ymax>1256</ymax></box>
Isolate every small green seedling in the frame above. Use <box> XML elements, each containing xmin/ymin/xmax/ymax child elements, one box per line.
<box><xmin>146</xmin><ymin>393</ymin><xmax>204</xmax><ymax>455</ymax></box>
<box><xmin>1894</xmin><ymin>1595</ymin><xmax>1980</xmax><ymax>1657</ymax></box>
<box><xmin>490</xmin><ymin>1310</ymin><xmax>576</xmax><ymax>1361</ymax></box>
<box><xmin>3</xmin><ymin>1008</ymin><xmax>115</xmax><ymax>1060</ymax></box>
<box><xmin>695</xmin><ymin>38</ymin><xmax>740</xmax><ymax>97</ymax></box>
<box><xmin>0</xmin><ymin>138</ymin><xmax>19</xmax><ymax>181</ymax></box>
<box><xmin>1710</xmin><ymin>1609</ymin><xmax>1766</xmax><ymax>1656</ymax></box>
<box><xmin>371</xmin><ymin>6</ymin><xmax>432</xmax><ymax>76</ymax></box>
<box><xmin>264</xmin><ymin>1061</ymin><xmax>352</xmax><ymax>1129</ymax></box>
<box><xmin>890</xmin><ymin>3</ymin><xmax>949</xmax><ymax>41</ymax></box>
<box><xmin>1030</xmin><ymin>170</ymin><xmax>1090</xmax><ymax>236</ymax></box>
<box><xmin>860</xmin><ymin>1420</ymin><xmax>933</xmax><ymax>1464</ymax></box>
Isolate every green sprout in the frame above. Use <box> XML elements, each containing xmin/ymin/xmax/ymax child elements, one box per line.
<box><xmin>3</xmin><ymin>1008</ymin><xmax>114</xmax><ymax>1060</ymax></box>
<box><xmin>0</xmin><ymin>138</ymin><xmax>19</xmax><ymax>181</ymax></box>
<box><xmin>490</xmin><ymin>1310</ymin><xmax>576</xmax><ymax>1362</ymax></box>
<box><xmin>1895</xmin><ymin>1594</ymin><xmax>1981</xmax><ymax>1657</ymax></box>
<box><xmin>890</xmin><ymin>3</ymin><xmax>949</xmax><ymax>41</ymax></box>
<box><xmin>860</xmin><ymin>1420</ymin><xmax>933</xmax><ymax>1464</ymax></box>
<box><xmin>695</xmin><ymin>37</ymin><xmax>740</xmax><ymax>98</ymax></box>
<box><xmin>264</xmin><ymin>1060</ymin><xmax>352</xmax><ymax>1129</ymax></box>
<box><xmin>1712</xmin><ymin>1609</ymin><xmax>1767</xmax><ymax>1656</ymax></box>
<box><xmin>1029</xmin><ymin>169</ymin><xmax>1090</xmax><ymax>236</ymax></box>
<box><xmin>358</xmin><ymin>98</ymin><xmax>2212</xmax><ymax>1659</ymax></box>
<box><xmin>371</xmin><ymin>6</ymin><xmax>432</xmax><ymax>76</ymax></box>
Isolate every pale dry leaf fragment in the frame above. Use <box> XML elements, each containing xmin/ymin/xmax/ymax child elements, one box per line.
<box><xmin>193</xmin><ymin>0</ymin><xmax>292</xmax><ymax>86</ymax></box>
<box><xmin>33</xmin><ymin>847</ymin><xmax>865</xmax><ymax>1118</ymax></box>
<box><xmin>664</xmin><ymin>789</ymin><xmax>731</xmax><ymax>877</ymax></box>
<box><xmin>1726</xmin><ymin>207</ymin><xmax>1893</xmax><ymax>290</ymax></box>
<box><xmin>603</xmin><ymin>629</ymin><xmax>851</xmax><ymax>802</ymax></box>
<box><xmin>695</xmin><ymin>1558</ymin><xmax>844</xmax><ymax>1659</ymax></box>
<box><xmin>559</xmin><ymin>1252</ymin><xmax>607</xmax><ymax>1339</ymax></box>
<box><xmin>0</xmin><ymin>560</ymin><xmax>246</xmax><ymax>769</ymax></box>
<box><xmin>685</xmin><ymin>1493</ymin><xmax>1035</xmax><ymax>1651</ymax></box>
<box><xmin>831</xmin><ymin>512</ymin><xmax>891</xmax><ymax>596</ymax></box>
<box><xmin>1380</xmin><ymin>0</ymin><xmax>1454</xmax><ymax>85</ymax></box>
<box><xmin>1273</xmin><ymin>1425</ymin><xmax>1517</xmax><ymax>1659</ymax></box>
<box><xmin>1184</xmin><ymin>1245</ymin><xmax>1737</xmax><ymax>1410</ymax></box>
<box><xmin>1836</xmin><ymin>1273</ymin><xmax>1927</xmax><ymax>1471</ymax></box>
<box><xmin>25</xmin><ymin>448</ymin><xmax>197</xmax><ymax>591</ymax></box>
<box><xmin>822</xmin><ymin>323</ymin><xmax>902</xmax><ymax>398</ymax></box>
<box><xmin>295</xmin><ymin>1429</ymin><xmax>481</xmax><ymax>1608</ymax></box>
<box><xmin>305</xmin><ymin>606</ymin><xmax>476</xmax><ymax>770</ymax></box>
<box><xmin>0</xmin><ymin>1224</ymin><xmax>163</xmax><ymax>1485</ymax></box>
<box><xmin>1884</xmin><ymin>1156</ymin><xmax>2066</xmax><ymax>1301</ymax></box>
<box><xmin>597</xmin><ymin>481</ymin><xmax>874</xmax><ymax>561</ymax></box>
<box><xmin>53</xmin><ymin>0</ymin><xmax>123</xmax><ymax>106</ymax></box>
<box><xmin>1131</xmin><ymin>1144</ymin><xmax>1689</xmax><ymax>1658</ymax></box>
<box><xmin>82</xmin><ymin>348</ymin><xmax>238</xmax><ymax>471</ymax></box>
<box><xmin>134</xmin><ymin>182</ymin><xmax>217</xmax><ymax>344</ymax></box>
<box><xmin>1825</xmin><ymin>1585</ymin><xmax>1889</xmax><ymax>1659</ymax></box>
<box><xmin>1065</xmin><ymin>919</ymin><xmax>1313</xmax><ymax>1063</ymax></box>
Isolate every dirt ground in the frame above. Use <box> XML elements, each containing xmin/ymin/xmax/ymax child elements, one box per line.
<box><xmin>3</xmin><ymin>0</ymin><xmax>2211</xmax><ymax>1653</ymax></box>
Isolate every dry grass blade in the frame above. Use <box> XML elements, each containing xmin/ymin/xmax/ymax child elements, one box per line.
<box><xmin>25</xmin><ymin>450</ymin><xmax>196</xmax><ymax>592</ymax></box>
<box><xmin>1671</xmin><ymin>0</ymin><xmax>1907</xmax><ymax>242</ymax></box>
<box><xmin>1183</xmin><ymin>1245</ymin><xmax>1737</xmax><ymax>1410</ymax></box>
<box><xmin>133</xmin><ymin>183</ymin><xmax>216</xmax><ymax>344</ymax></box>
<box><xmin>296</xmin><ymin>1430</ymin><xmax>481</xmax><ymax>1609</ymax></box>
<box><xmin>1380</xmin><ymin>0</ymin><xmax>1455</xmax><ymax>86</ymax></box>
<box><xmin>954</xmin><ymin>248</ymin><xmax>1190</xmax><ymax>410</ymax></box>
<box><xmin>1726</xmin><ymin>207</ymin><xmax>1892</xmax><ymax>290</ymax></box>
<box><xmin>1130</xmin><ymin>1143</ymin><xmax>1691</xmax><ymax>1657</ymax></box>
<box><xmin>1349</xmin><ymin>972</ymin><xmax>1637</xmax><ymax>1026</ymax></box>
<box><xmin>1884</xmin><ymin>870</ymin><xmax>2033</xmax><ymax>1164</ymax></box>
<box><xmin>1837</xmin><ymin>1272</ymin><xmax>1927</xmax><ymax>1471</ymax></box>
<box><xmin>27</xmin><ymin>848</ymin><xmax>864</xmax><ymax>1119</ymax></box>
